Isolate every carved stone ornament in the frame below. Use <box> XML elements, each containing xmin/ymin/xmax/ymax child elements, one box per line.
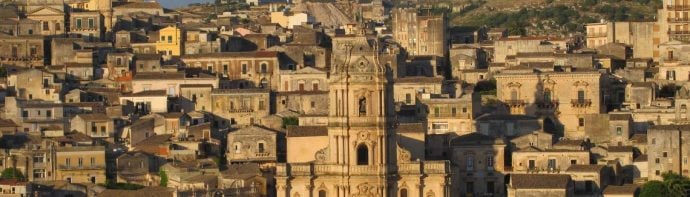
<box><xmin>352</xmin><ymin>183</ymin><xmax>376</xmax><ymax>197</ymax></box>
<box><xmin>397</xmin><ymin>143</ymin><xmax>412</xmax><ymax>162</ymax></box>
<box><xmin>507</xmin><ymin>82</ymin><xmax>522</xmax><ymax>88</ymax></box>
<box><xmin>573</xmin><ymin>81</ymin><xmax>589</xmax><ymax>87</ymax></box>
<box><xmin>426</xmin><ymin>190</ymin><xmax>436</xmax><ymax>197</ymax></box>
<box><xmin>314</xmin><ymin>147</ymin><xmax>328</xmax><ymax>163</ymax></box>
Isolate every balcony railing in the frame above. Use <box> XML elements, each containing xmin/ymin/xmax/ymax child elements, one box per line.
<box><xmin>58</xmin><ymin>164</ymin><xmax>106</xmax><ymax>170</ymax></box>
<box><xmin>255</xmin><ymin>152</ymin><xmax>270</xmax><ymax>157</ymax></box>
<box><xmin>228</xmin><ymin>108</ymin><xmax>254</xmax><ymax>113</ymax></box>
<box><xmin>667</xmin><ymin>5</ymin><xmax>690</xmax><ymax>10</ymax></box>
<box><xmin>668</xmin><ymin>18</ymin><xmax>690</xmax><ymax>22</ymax></box>
<box><xmin>668</xmin><ymin>30</ymin><xmax>690</xmax><ymax>35</ymax></box>
<box><xmin>586</xmin><ymin>33</ymin><xmax>607</xmax><ymax>38</ymax></box>
<box><xmin>536</xmin><ymin>100</ymin><xmax>559</xmax><ymax>109</ymax></box>
<box><xmin>571</xmin><ymin>99</ymin><xmax>592</xmax><ymax>108</ymax></box>
<box><xmin>504</xmin><ymin>100</ymin><xmax>526</xmax><ymax>107</ymax></box>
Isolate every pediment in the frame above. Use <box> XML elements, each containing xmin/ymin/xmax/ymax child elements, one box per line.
<box><xmin>28</xmin><ymin>7</ymin><xmax>64</xmax><ymax>16</ymax></box>
<box><xmin>292</xmin><ymin>66</ymin><xmax>326</xmax><ymax>75</ymax></box>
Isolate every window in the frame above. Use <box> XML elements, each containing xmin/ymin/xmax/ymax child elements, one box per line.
<box><xmin>76</xmin><ymin>19</ymin><xmax>82</xmax><ymax>29</ymax></box>
<box><xmin>578</xmin><ymin>90</ymin><xmax>586</xmax><ymax>101</ymax></box>
<box><xmin>466</xmin><ymin>155</ymin><xmax>474</xmax><ymax>171</ymax></box>
<box><xmin>652</xmin><ymin>138</ymin><xmax>656</xmax><ymax>144</ymax></box>
<box><xmin>486</xmin><ymin>156</ymin><xmax>494</xmax><ymax>170</ymax></box>
<box><xmin>241</xmin><ymin>64</ymin><xmax>248</xmax><ymax>74</ymax></box>
<box><xmin>90</xmin><ymin>157</ymin><xmax>95</xmax><ymax>166</ymax></box>
<box><xmin>55</xmin><ymin>23</ymin><xmax>60</xmax><ymax>31</ymax></box>
<box><xmin>234</xmin><ymin>143</ymin><xmax>241</xmax><ymax>153</ymax></box>
<box><xmin>400</xmin><ymin>189</ymin><xmax>408</xmax><ymax>197</ymax></box>
<box><xmin>101</xmin><ymin>126</ymin><xmax>106</xmax><ymax>134</ymax></box>
<box><xmin>548</xmin><ymin>159</ymin><xmax>556</xmax><ymax>169</ymax></box>
<box><xmin>462</xmin><ymin>107</ymin><xmax>467</xmax><ymax>113</ymax></box>
<box><xmin>466</xmin><ymin>182</ymin><xmax>474</xmax><ymax>194</ymax></box>
<box><xmin>405</xmin><ymin>93</ymin><xmax>412</xmax><ymax>104</ymax></box>
<box><xmin>434</xmin><ymin>107</ymin><xmax>440</xmax><ymax>117</ymax></box>
<box><xmin>663</xmin><ymin>152</ymin><xmax>668</xmax><ymax>157</ymax></box>
<box><xmin>528</xmin><ymin>160</ymin><xmax>535</xmax><ymax>169</ymax></box>
<box><xmin>30</xmin><ymin>46</ymin><xmax>37</xmax><ymax>56</ymax></box>
<box><xmin>22</xmin><ymin>110</ymin><xmax>28</xmax><ymax>118</ymax></box>
<box><xmin>66</xmin><ymin>158</ymin><xmax>71</xmax><ymax>167</ymax></box>
<box><xmin>318</xmin><ymin>190</ymin><xmax>326</xmax><ymax>197</ymax></box>
<box><xmin>167</xmin><ymin>36</ymin><xmax>172</xmax><ymax>43</ymax></box>
<box><xmin>616</xmin><ymin>126</ymin><xmax>622</xmax><ymax>135</ymax></box>
<box><xmin>486</xmin><ymin>181</ymin><xmax>495</xmax><ymax>194</ymax></box>
<box><xmin>33</xmin><ymin>169</ymin><xmax>45</xmax><ymax>179</ymax></box>
<box><xmin>432</xmin><ymin>123</ymin><xmax>449</xmax><ymax>131</ymax></box>
<box><xmin>571</xmin><ymin>160</ymin><xmax>577</xmax><ymax>164</ymax></box>
<box><xmin>357</xmin><ymin>144</ymin><xmax>369</xmax><ymax>165</ymax></box>
<box><xmin>655</xmin><ymin>158</ymin><xmax>660</xmax><ymax>164</ymax></box>
<box><xmin>260</xmin><ymin>63</ymin><xmax>268</xmax><ymax>73</ymax></box>
<box><xmin>160</xmin><ymin>36</ymin><xmax>165</xmax><ymax>41</ymax></box>
<box><xmin>46</xmin><ymin>110</ymin><xmax>51</xmax><ymax>117</ymax></box>
<box><xmin>313</xmin><ymin>83</ymin><xmax>319</xmax><ymax>91</ymax></box>
<box><xmin>359</xmin><ymin>97</ymin><xmax>367</xmax><ymax>116</ymax></box>
<box><xmin>88</xmin><ymin>18</ymin><xmax>94</xmax><ymax>28</ymax></box>
<box><xmin>11</xmin><ymin>46</ymin><xmax>18</xmax><ymax>57</ymax></box>
<box><xmin>223</xmin><ymin>64</ymin><xmax>228</xmax><ymax>72</ymax></box>
<box><xmin>258</xmin><ymin>101</ymin><xmax>265</xmax><ymax>110</ymax></box>
<box><xmin>311</xmin><ymin>101</ymin><xmax>316</xmax><ymax>109</ymax></box>
<box><xmin>452</xmin><ymin>107</ymin><xmax>457</xmax><ymax>117</ymax></box>
<box><xmin>510</xmin><ymin>89</ymin><xmax>518</xmax><ymax>100</ymax></box>
<box><xmin>43</xmin><ymin>78</ymin><xmax>50</xmax><ymax>88</ymax></box>
<box><xmin>78</xmin><ymin>158</ymin><xmax>83</xmax><ymax>167</ymax></box>
<box><xmin>578</xmin><ymin>118</ymin><xmax>585</xmax><ymax>127</ymax></box>
<box><xmin>43</xmin><ymin>21</ymin><xmax>49</xmax><ymax>31</ymax></box>
<box><xmin>33</xmin><ymin>154</ymin><xmax>44</xmax><ymax>163</ymax></box>
<box><xmin>299</xmin><ymin>83</ymin><xmax>305</xmax><ymax>91</ymax></box>
<box><xmin>258</xmin><ymin>142</ymin><xmax>265</xmax><ymax>153</ymax></box>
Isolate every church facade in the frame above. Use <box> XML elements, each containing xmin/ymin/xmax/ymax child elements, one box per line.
<box><xmin>275</xmin><ymin>35</ymin><xmax>450</xmax><ymax>197</ymax></box>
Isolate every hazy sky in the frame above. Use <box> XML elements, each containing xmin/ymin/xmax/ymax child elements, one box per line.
<box><xmin>158</xmin><ymin>0</ymin><xmax>209</xmax><ymax>8</ymax></box>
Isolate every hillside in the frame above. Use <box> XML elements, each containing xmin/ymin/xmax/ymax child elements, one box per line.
<box><xmin>437</xmin><ymin>0</ymin><xmax>662</xmax><ymax>36</ymax></box>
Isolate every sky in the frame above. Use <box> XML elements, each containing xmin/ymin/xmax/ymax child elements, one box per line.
<box><xmin>158</xmin><ymin>0</ymin><xmax>209</xmax><ymax>8</ymax></box>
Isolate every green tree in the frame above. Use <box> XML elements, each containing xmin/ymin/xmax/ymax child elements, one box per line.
<box><xmin>282</xmin><ymin>117</ymin><xmax>299</xmax><ymax>128</ymax></box>
<box><xmin>640</xmin><ymin>172</ymin><xmax>690</xmax><ymax>197</ymax></box>
<box><xmin>159</xmin><ymin>169</ymin><xmax>168</xmax><ymax>187</ymax></box>
<box><xmin>1</xmin><ymin>168</ymin><xmax>24</xmax><ymax>180</ymax></box>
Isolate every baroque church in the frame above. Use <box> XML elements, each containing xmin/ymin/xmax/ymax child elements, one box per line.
<box><xmin>275</xmin><ymin>34</ymin><xmax>450</xmax><ymax>196</ymax></box>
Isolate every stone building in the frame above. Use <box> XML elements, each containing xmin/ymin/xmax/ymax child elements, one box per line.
<box><xmin>391</xmin><ymin>8</ymin><xmax>447</xmax><ymax>57</ymax></box>
<box><xmin>418</xmin><ymin>93</ymin><xmax>480</xmax><ymax>136</ymax></box>
<box><xmin>210</xmin><ymin>88</ymin><xmax>271</xmax><ymax>127</ymax></box>
<box><xmin>511</xmin><ymin>147</ymin><xmax>590</xmax><ymax>174</ymax></box>
<box><xmin>226</xmin><ymin>126</ymin><xmax>278</xmax><ymax>165</ymax></box>
<box><xmin>69</xmin><ymin>11</ymin><xmax>103</xmax><ymax>41</ymax></box>
<box><xmin>181</xmin><ymin>51</ymin><xmax>281</xmax><ymax>90</ymax></box>
<box><xmin>275</xmin><ymin>35</ymin><xmax>450</xmax><ymax>197</ymax></box>
<box><xmin>494</xmin><ymin>66</ymin><xmax>605</xmax><ymax>138</ymax></box>
<box><xmin>585</xmin><ymin>21</ymin><xmax>654</xmax><ymax>59</ymax></box>
<box><xmin>449</xmin><ymin>133</ymin><xmax>506</xmax><ymax>196</ymax></box>
<box><xmin>493</xmin><ymin>36</ymin><xmax>566</xmax><ymax>63</ymax></box>
<box><xmin>646</xmin><ymin>124</ymin><xmax>690</xmax><ymax>180</ymax></box>
<box><xmin>70</xmin><ymin>113</ymin><xmax>115</xmax><ymax>138</ymax></box>
<box><xmin>26</xmin><ymin>6</ymin><xmax>65</xmax><ymax>36</ymax></box>
<box><xmin>55</xmin><ymin>146</ymin><xmax>107</xmax><ymax>184</ymax></box>
<box><xmin>0</xmin><ymin>35</ymin><xmax>45</xmax><ymax>67</ymax></box>
<box><xmin>507</xmin><ymin>174</ymin><xmax>574</xmax><ymax>197</ymax></box>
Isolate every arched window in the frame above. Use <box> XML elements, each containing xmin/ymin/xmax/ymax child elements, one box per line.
<box><xmin>359</xmin><ymin>97</ymin><xmax>367</xmax><ymax>116</ymax></box>
<box><xmin>318</xmin><ymin>190</ymin><xmax>326</xmax><ymax>197</ymax></box>
<box><xmin>400</xmin><ymin>188</ymin><xmax>408</xmax><ymax>197</ymax></box>
<box><xmin>357</xmin><ymin>144</ymin><xmax>369</xmax><ymax>165</ymax></box>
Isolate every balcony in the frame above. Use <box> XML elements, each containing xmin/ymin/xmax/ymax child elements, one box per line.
<box><xmin>58</xmin><ymin>164</ymin><xmax>106</xmax><ymax>171</ymax></box>
<box><xmin>398</xmin><ymin>163</ymin><xmax>421</xmax><ymax>174</ymax></box>
<box><xmin>228</xmin><ymin>108</ymin><xmax>254</xmax><ymax>113</ymax></box>
<box><xmin>586</xmin><ymin>33</ymin><xmax>607</xmax><ymax>38</ymax></box>
<box><xmin>536</xmin><ymin>100</ymin><xmax>559</xmax><ymax>109</ymax></box>
<box><xmin>668</xmin><ymin>18</ymin><xmax>690</xmax><ymax>22</ymax></box>
<box><xmin>668</xmin><ymin>30</ymin><xmax>690</xmax><ymax>35</ymax></box>
<box><xmin>504</xmin><ymin>100</ymin><xmax>526</xmax><ymax>107</ymax></box>
<box><xmin>255</xmin><ymin>152</ymin><xmax>270</xmax><ymax>157</ymax></box>
<box><xmin>667</xmin><ymin>5</ymin><xmax>690</xmax><ymax>10</ymax></box>
<box><xmin>571</xmin><ymin>99</ymin><xmax>592</xmax><ymax>108</ymax></box>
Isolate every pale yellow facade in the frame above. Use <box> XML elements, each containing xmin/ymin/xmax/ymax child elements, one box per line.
<box><xmin>156</xmin><ymin>26</ymin><xmax>183</xmax><ymax>56</ymax></box>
